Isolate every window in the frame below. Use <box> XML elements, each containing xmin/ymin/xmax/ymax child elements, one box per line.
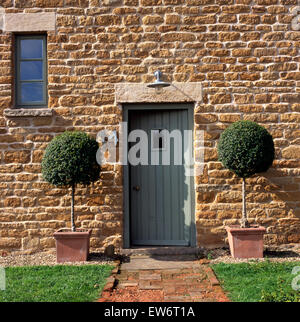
<box><xmin>15</xmin><ymin>35</ymin><xmax>47</xmax><ymax>108</ymax></box>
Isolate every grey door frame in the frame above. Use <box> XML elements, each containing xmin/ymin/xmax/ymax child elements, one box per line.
<box><xmin>123</xmin><ymin>103</ymin><xmax>196</xmax><ymax>248</ymax></box>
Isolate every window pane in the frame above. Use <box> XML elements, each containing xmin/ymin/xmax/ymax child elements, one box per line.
<box><xmin>20</xmin><ymin>39</ymin><xmax>43</xmax><ymax>59</ymax></box>
<box><xmin>20</xmin><ymin>61</ymin><xmax>43</xmax><ymax>81</ymax></box>
<box><xmin>20</xmin><ymin>82</ymin><xmax>44</xmax><ymax>103</ymax></box>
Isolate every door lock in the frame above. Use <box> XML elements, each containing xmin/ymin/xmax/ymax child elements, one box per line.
<box><xmin>133</xmin><ymin>186</ymin><xmax>140</xmax><ymax>191</ymax></box>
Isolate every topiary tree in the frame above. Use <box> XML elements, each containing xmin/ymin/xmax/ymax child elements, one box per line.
<box><xmin>217</xmin><ymin>120</ymin><xmax>275</xmax><ymax>228</ymax></box>
<box><xmin>42</xmin><ymin>131</ymin><xmax>100</xmax><ymax>232</ymax></box>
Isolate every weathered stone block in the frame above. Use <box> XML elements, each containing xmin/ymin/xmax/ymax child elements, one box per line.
<box><xmin>282</xmin><ymin>146</ymin><xmax>300</xmax><ymax>159</ymax></box>
<box><xmin>0</xmin><ymin>238</ymin><xmax>21</xmax><ymax>249</ymax></box>
<box><xmin>210</xmin><ymin>93</ymin><xmax>231</xmax><ymax>104</ymax></box>
<box><xmin>239</xmin><ymin>14</ymin><xmax>260</xmax><ymax>24</ymax></box>
<box><xmin>4</xmin><ymin>151</ymin><xmax>31</xmax><ymax>164</ymax></box>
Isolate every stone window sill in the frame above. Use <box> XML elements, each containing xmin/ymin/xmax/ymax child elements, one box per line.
<box><xmin>4</xmin><ymin>108</ymin><xmax>53</xmax><ymax>117</ymax></box>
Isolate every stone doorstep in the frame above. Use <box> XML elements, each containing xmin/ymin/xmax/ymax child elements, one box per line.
<box><xmin>120</xmin><ymin>247</ymin><xmax>203</xmax><ymax>256</ymax></box>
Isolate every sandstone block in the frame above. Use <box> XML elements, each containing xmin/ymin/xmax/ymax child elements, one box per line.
<box><xmin>255</xmin><ymin>93</ymin><xmax>280</xmax><ymax>104</ymax></box>
<box><xmin>210</xmin><ymin>93</ymin><xmax>231</xmax><ymax>104</ymax></box>
<box><xmin>142</xmin><ymin>15</ymin><xmax>164</xmax><ymax>25</ymax></box>
<box><xmin>234</xmin><ymin>94</ymin><xmax>254</xmax><ymax>104</ymax></box>
<box><xmin>59</xmin><ymin>95</ymin><xmax>87</xmax><ymax>107</ymax></box>
<box><xmin>40</xmin><ymin>238</ymin><xmax>56</xmax><ymax>249</ymax></box>
<box><xmin>240</xmin><ymin>73</ymin><xmax>260</xmax><ymax>81</ymax></box>
<box><xmin>162</xmin><ymin>33</ymin><xmax>195</xmax><ymax>42</ymax></box>
<box><xmin>282</xmin><ymin>146</ymin><xmax>300</xmax><ymax>159</ymax></box>
<box><xmin>3</xmin><ymin>197</ymin><xmax>21</xmax><ymax>208</ymax></box>
<box><xmin>219</xmin><ymin>32</ymin><xmax>240</xmax><ymax>41</ymax></box>
<box><xmin>165</xmin><ymin>14</ymin><xmax>181</xmax><ymax>24</ymax></box>
<box><xmin>95</xmin><ymin>15</ymin><xmax>121</xmax><ymax>26</ymax></box>
<box><xmin>222</xmin><ymin>4</ymin><xmax>250</xmax><ymax>13</ymax></box>
<box><xmin>4</xmin><ymin>151</ymin><xmax>30</xmax><ymax>164</ymax></box>
<box><xmin>22</xmin><ymin>237</ymin><xmax>41</xmax><ymax>251</ymax></box>
<box><xmin>0</xmin><ymin>238</ymin><xmax>21</xmax><ymax>249</ymax></box>
<box><xmin>256</xmin><ymin>0</ymin><xmax>278</xmax><ymax>4</ymax></box>
<box><xmin>141</xmin><ymin>0</ymin><xmax>162</xmax><ymax>5</ymax></box>
<box><xmin>219</xmin><ymin>14</ymin><xmax>237</xmax><ymax>23</ymax></box>
<box><xmin>239</xmin><ymin>14</ymin><xmax>260</xmax><ymax>24</ymax></box>
<box><xmin>216</xmin><ymin>191</ymin><xmax>242</xmax><ymax>203</ymax></box>
<box><xmin>195</xmin><ymin>114</ymin><xmax>218</xmax><ymax>124</ymax></box>
<box><xmin>0</xmin><ymin>135</ymin><xmax>24</xmax><ymax>143</ymax></box>
<box><xmin>263</xmin><ymin>32</ymin><xmax>284</xmax><ymax>41</ymax></box>
<box><xmin>261</xmin><ymin>15</ymin><xmax>276</xmax><ymax>24</ymax></box>
<box><xmin>281</xmin><ymin>114</ymin><xmax>300</xmax><ymax>123</ymax></box>
<box><xmin>197</xmin><ymin>192</ymin><xmax>216</xmax><ymax>203</ymax></box>
<box><xmin>210</xmin><ymin>49</ymin><xmax>230</xmax><ymax>57</ymax></box>
<box><xmin>232</xmin><ymin>48</ymin><xmax>252</xmax><ymax>56</ymax></box>
<box><xmin>103</xmin><ymin>0</ymin><xmax>122</xmax><ymax>4</ymax></box>
<box><xmin>254</xmin><ymin>48</ymin><xmax>277</xmax><ymax>57</ymax></box>
<box><xmin>219</xmin><ymin>114</ymin><xmax>241</xmax><ymax>122</ymax></box>
<box><xmin>123</xmin><ymin>15</ymin><xmax>140</xmax><ymax>25</ymax></box>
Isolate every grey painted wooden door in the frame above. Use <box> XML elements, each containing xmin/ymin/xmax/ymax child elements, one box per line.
<box><xmin>129</xmin><ymin>108</ymin><xmax>193</xmax><ymax>246</ymax></box>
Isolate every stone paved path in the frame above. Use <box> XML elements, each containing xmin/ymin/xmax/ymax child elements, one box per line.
<box><xmin>99</xmin><ymin>255</ymin><xmax>230</xmax><ymax>302</ymax></box>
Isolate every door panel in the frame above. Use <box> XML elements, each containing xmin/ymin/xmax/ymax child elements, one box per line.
<box><xmin>129</xmin><ymin>108</ymin><xmax>192</xmax><ymax>246</ymax></box>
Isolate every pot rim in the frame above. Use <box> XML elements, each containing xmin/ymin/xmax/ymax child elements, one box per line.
<box><xmin>225</xmin><ymin>225</ymin><xmax>266</xmax><ymax>234</ymax></box>
<box><xmin>53</xmin><ymin>228</ymin><xmax>92</xmax><ymax>239</ymax></box>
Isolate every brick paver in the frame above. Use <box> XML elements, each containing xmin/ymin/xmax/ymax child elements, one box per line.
<box><xmin>99</xmin><ymin>256</ymin><xmax>230</xmax><ymax>302</ymax></box>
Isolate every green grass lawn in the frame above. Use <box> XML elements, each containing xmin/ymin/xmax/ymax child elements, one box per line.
<box><xmin>212</xmin><ymin>261</ymin><xmax>300</xmax><ymax>302</ymax></box>
<box><xmin>0</xmin><ymin>264</ymin><xmax>114</xmax><ymax>302</ymax></box>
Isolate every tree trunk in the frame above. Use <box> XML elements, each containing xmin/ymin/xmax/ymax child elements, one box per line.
<box><xmin>71</xmin><ymin>184</ymin><xmax>76</xmax><ymax>232</ymax></box>
<box><xmin>241</xmin><ymin>178</ymin><xmax>250</xmax><ymax>228</ymax></box>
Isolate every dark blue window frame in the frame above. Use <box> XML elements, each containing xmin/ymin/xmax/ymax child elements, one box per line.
<box><xmin>15</xmin><ymin>35</ymin><xmax>47</xmax><ymax>108</ymax></box>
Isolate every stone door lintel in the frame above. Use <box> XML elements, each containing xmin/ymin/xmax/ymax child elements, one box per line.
<box><xmin>115</xmin><ymin>83</ymin><xmax>203</xmax><ymax>105</ymax></box>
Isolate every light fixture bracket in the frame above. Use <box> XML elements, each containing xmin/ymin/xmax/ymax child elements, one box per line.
<box><xmin>147</xmin><ymin>70</ymin><xmax>171</xmax><ymax>90</ymax></box>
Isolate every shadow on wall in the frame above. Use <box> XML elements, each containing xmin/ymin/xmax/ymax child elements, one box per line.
<box><xmin>261</xmin><ymin>169</ymin><xmax>300</xmax><ymax>244</ymax></box>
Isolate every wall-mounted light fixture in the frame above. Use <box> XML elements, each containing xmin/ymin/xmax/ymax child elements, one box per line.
<box><xmin>147</xmin><ymin>70</ymin><xmax>171</xmax><ymax>93</ymax></box>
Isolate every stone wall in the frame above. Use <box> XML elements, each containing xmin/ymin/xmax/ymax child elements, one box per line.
<box><xmin>0</xmin><ymin>0</ymin><xmax>299</xmax><ymax>254</ymax></box>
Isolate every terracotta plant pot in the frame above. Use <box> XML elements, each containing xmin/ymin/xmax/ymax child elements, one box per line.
<box><xmin>226</xmin><ymin>225</ymin><xmax>266</xmax><ymax>259</ymax></box>
<box><xmin>53</xmin><ymin>229</ymin><xmax>92</xmax><ymax>263</ymax></box>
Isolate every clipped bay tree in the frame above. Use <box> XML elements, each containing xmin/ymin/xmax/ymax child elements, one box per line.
<box><xmin>217</xmin><ymin>120</ymin><xmax>275</xmax><ymax>228</ymax></box>
<box><xmin>42</xmin><ymin>131</ymin><xmax>100</xmax><ymax>232</ymax></box>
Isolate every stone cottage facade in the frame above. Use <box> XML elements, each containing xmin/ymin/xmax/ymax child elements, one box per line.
<box><xmin>0</xmin><ymin>0</ymin><xmax>299</xmax><ymax>254</ymax></box>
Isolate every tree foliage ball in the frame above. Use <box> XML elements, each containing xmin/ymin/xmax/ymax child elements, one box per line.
<box><xmin>42</xmin><ymin>131</ymin><xmax>100</xmax><ymax>187</ymax></box>
<box><xmin>217</xmin><ymin>120</ymin><xmax>275</xmax><ymax>178</ymax></box>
